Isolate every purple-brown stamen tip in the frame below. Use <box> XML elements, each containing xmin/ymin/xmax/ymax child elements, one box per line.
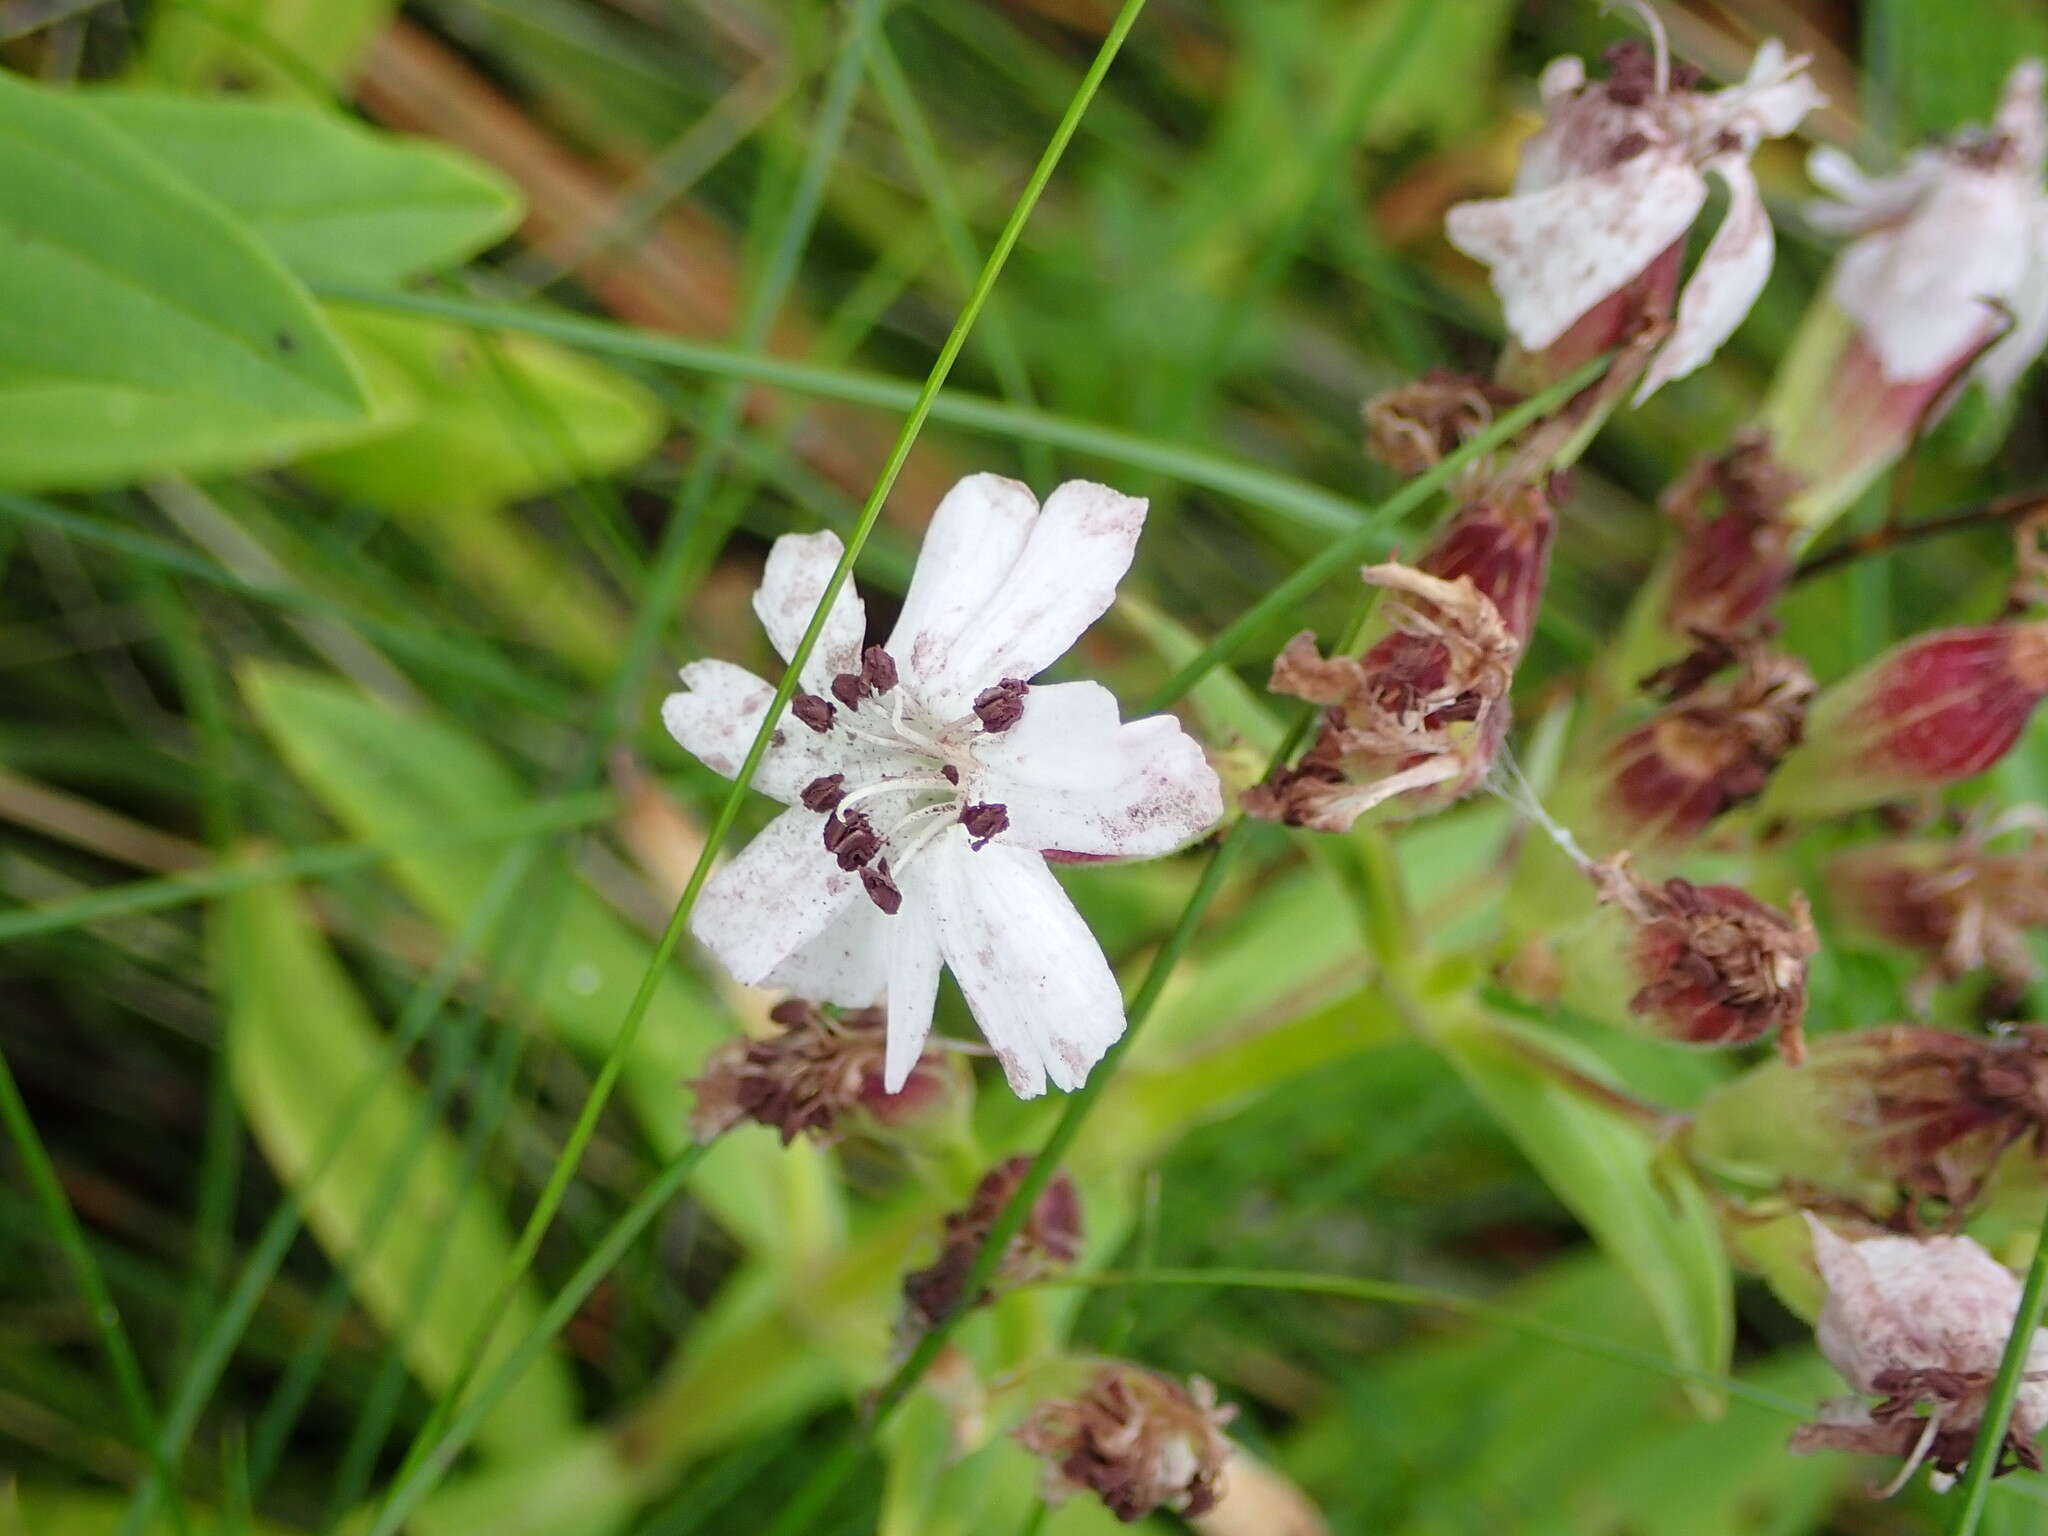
<box><xmin>800</xmin><ymin>773</ymin><xmax>846</xmax><ymax>812</ymax></box>
<box><xmin>792</xmin><ymin>693</ymin><xmax>835</xmax><ymax>733</ymax></box>
<box><xmin>960</xmin><ymin>801</ymin><xmax>1009</xmax><ymax>849</ymax></box>
<box><xmin>861</xmin><ymin>644</ymin><xmax>899</xmax><ymax>694</ymax></box>
<box><xmin>830</xmin><ymin>672</ymin><xmax>864</xmax><ymax>710</ymax></box>
<box><xmin>973</xmin><ymin>678</ymin><xmax>1029</xmax><ymax>733</ymax></box>
<box><xmin>861</xmin><ymin>860</ymin><xmax>902</xmax><ymax>914</ymax></box>
<box><xmin>941</xmin><ymin>763</ymin><xmax>960</xmax><ymax>785</ymax></box>
<box><xmin>823</xmin><ymin>809</ymin><xmax>880</xmax><ymax>870</ymax></box>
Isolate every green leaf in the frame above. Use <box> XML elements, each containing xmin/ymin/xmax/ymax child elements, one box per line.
<box><xmin>79</xmin><ymin>91</ymin><xmax>520</xmax><ymax>286</ymax></box>
<box><xmin>237</xmin><ymin>663</ymin><xmax>842</xmax><ymax>1261</ymax></box>
<box><xmin>1868</xmin><ymin>0</ymin><xmax>2048</xmax><ymax>144</ymax></box>
<box><xmin>294</xmin><ymin>311</ymin><xmax>662</xmax><ymax>510</ymax></box>
<box><xmin>211</xmin><ymin>870</ymin><xmax>576</xmax><ymax>1459</ymax></box>
<box><xmin>138</xmin><ymin>0</ymin><xmax>394</xmax><ymax>97</ymax></box>
<box><xmin>0</xmin><ymin>71</ymin><xmax>371</xmax><ymax>490</ymax></box>
<box><xmin>1436</xmin><ymin>1008</ymin><xmax>1734</xmax><ymax>1414</ymax></box>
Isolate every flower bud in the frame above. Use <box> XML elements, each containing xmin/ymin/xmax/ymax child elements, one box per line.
<box><xmin>1016</xmin><ymin>1365</ymin><xmax>1235</xmax><ymax>1523</ymax></box>
<box><xmin>1246</xmin><ymin>489</ymin><xmax>1553</xmax><ymax>830</ymax></box>
<box><xmin>1581</xmin><ymin>854</ymin><xmax>1815</xmax><ymax>1059</ymax></box>
<box><xmin>1690</xmin><ymin>1026</ymin><xmax>2048</xmax><ymax>1221</ymax></box>
<box><xmin>1828</xmin><ymin>820</ymin><xmax>2048</xmax><ymax>1009</ymax></box>
<box><xmin>900</xmin><ymin>1155</ymin><xmax>1083</xmax><ymax>1332</ymax></box>
<box><xmin>687</xmin><ymin>1001</ymin><xmax>953</xmax><ymax>1146</ymax></box>
<box><xmin>1762</xmin><ymin>623</ymin><xmax>2048</xmax><ymax>819</ymax></box>
<box><xmin>1597</xmin><ymin>639</ymin><xmax>1812</xmax><ymax>850</ymax></box>
<box><xmin>1791</xmin><ymin>1214</ymin><xmax>2048</xmax><ymax>1491</ymax></box>
<box><xmin>1661</xmin><ymin>433</ymin><xmax>1803</xmax><ymax>643</ymax></box>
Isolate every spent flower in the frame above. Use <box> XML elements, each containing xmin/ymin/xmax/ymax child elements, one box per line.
<box><xmin>1447</xmin><ymin>34</ymin><xmax>1821</xmax><ymax>401</ymax></box>
<box><xmin>1016</xmin><ymin>1365</ymin><xmax>1235</xmax><ymax>1524</ymax></box>
<box><xmin>900</xmin><ymin>1154</ymin><xmax>1083</xmax><ymax>1333</ymax></box>
<box><xmin>1792</xmin><ymin>1214</ymin><xmax>2048</xmax><ymax>1490</ymax></box>
<box><xmin>664</xmin><ymin>475</ymin><xmax>1223</xmax><ymax>1099</ymax></box>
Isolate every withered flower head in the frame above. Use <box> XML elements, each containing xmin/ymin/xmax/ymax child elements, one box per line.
<box><xmin>1661</xmin><ymin>432</ymin><xmax>1804</xmax><ymax>641</ymax></box>
<box><xmin>1363</xmin><ymin>371</ymin><xmax>1523</xmax><ymax>480</ymax></box>
<box><xmin>1590</xmin><ymin>854</ymin><xmax>1816</xmax><ymax>1060</ymax></box>
<box><xmin>1829</xmin><ymin>815</ymin><xmax>2048</xmax><ymax>1011</ymax></box>
<box><xmin>687</xmin><ymin>1001</ymin><xmax>946</xmax><ymax>1146</ymax></box>
<box><xmin>1016</xmin><ymin>1365</ymin><xmax>1236</xmax><ymax>1524</ymax></box>
<box><xmin>900</xmin><ymin>1155</ymin><xmax>1083</xmax><ymax>1332</ymax></box>
<box><xmin>1693</xmin><ymin>1026</ymin><xmax>2048</xmax><ymax>1224</ymax></box>
<box><xmin>1245</xmin><ymin>562</ymin><xmax>1522</xmax><ymax>832</ymax></box>
<box><xmin>1601</xmin><ymin>638</ymin><xmax>1814</xmax><ymax>849</ymax></box>
<box><xmin>1791</xmin><ymin>1214</ymin><xmax>2048</xmax><ymax>1492</ymax></box>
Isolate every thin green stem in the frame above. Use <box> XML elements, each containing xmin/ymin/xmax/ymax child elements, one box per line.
<box><xmin>309</xmin><ymin>284</ymin><xmax>1373</xmax><ymax>539</ymax></box>
<box><xmin>367</xmin><ymin>1</ymin><xmax>1146</xmax><ymax>1520</ymax></box>
<box><xmin>0</xmin><ymin>1048</ymin><xmax>191</xmax><ymax>1532</ymax></box>
<box><xmin>1037</xmin><ymin>1269</ymin><xmax>1808</xmax><ymax>1415</ymax></box>
<box><xmin>360</xmin><ymin>1145</ymin><xmax>709</xmax><ymax>1536</ymax></box>
<box><xmin>1948</xmin><ymin>1200</ymin><xmax>2048</xmax><ymax>1532</ymax></box>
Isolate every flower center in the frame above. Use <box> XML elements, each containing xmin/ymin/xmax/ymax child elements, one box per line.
<box><xmin>791</xmin><ymin>645</ymin><xmax>1027</xmax><ymax>912</ymax></box>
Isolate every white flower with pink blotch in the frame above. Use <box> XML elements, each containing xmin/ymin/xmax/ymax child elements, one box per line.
<box><xmin>1807</xmin><ymin>60</ymin><xmax>2048</xmax><ymax>399</ymax></box>
<box><xmin>1447</xmin><ymin>35</ymin><xmax>1821</xmax><ymax>400</ymax></box>
<box><xmin>664</xmin><ymin>475</ymin><xmax>1223</xmax><ymax>1099</ymax></box>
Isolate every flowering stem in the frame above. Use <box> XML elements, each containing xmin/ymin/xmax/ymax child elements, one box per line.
<box><xmin>1139</xmin><ymin>353</ymin><xmax>1611</xmax><ymax>714</ymax></box>
<box><xmin>1792</xmin><ymin>490</ymin><xmax>2048</xmax><ymax>584</ymax></box>
<box><xmin>1946</xmin><ymin>1199</ymin><xmax>2048</xmax><ymax>1533</ymax></box>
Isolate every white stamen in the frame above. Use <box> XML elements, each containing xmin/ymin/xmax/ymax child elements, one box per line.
<box><xmin>887</xmin><ymin>806</ymin><xmax>962</xmax><ymax>880</ymax></box>
<box><xmin>831</xmin><ymin>773</ymin><xmax>955</xmax><ymax>816</ymax></box>
<box><xmin>1612</xmin><ymin>0</ymin><xmax>1671</xmax><ymax>94</ymax></box>
<box><xmin>1873</xmin><ymin>1409</ymin><xmax>1945</xmax><ymax>1499</ymax></box>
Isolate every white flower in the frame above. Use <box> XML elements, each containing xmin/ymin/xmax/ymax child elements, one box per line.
<box><xmin>1807</xmin><ymin>60</ymin><xmax>2048</xmax><ymax>398</ymax></box>
<box><xmin>1446</xmin><ymin>36</ymin><xmax>1822</xmax><ymax>401</ymax></box>
<box><xmin>663</xmin><ymin>475</ymin><xmax>1223</xmax><ymax>1099</ymax></box>
<box><xmin>1790</xmin><ymin>1214</ymin><xmax>2048</xmax><ymax>1490</ymax></box>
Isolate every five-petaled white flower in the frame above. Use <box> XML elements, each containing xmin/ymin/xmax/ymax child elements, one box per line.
<box><xmin>1446</xmin><ymin>33</ymin><xmax>1822</xmax><ymax>401</ymax></box>
<box><xmin>664</xmin><ymin>475</ymin><xmax>1224</xmax><ymax>1099</ymax></box>
<box><xmin>1807</xmin><ymin>60</ymin><xmax>2048</xmax><ymax>399</ymax></box>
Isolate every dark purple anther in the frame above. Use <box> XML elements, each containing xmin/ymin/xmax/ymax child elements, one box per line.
<box><xmin>959</xmin><ymin>802</ymin><xmax>1009</xmax><ymax>849</ymax></box>
<box><xmin>830</xmin><ymin>673</ymin><xmax>865</xmax><ymax>710</ymax></box>
<box><xmin>972</xmin><ymin>678</ymin><xmax>1029</xmax><ymax>733</ymax></box>
<box><xmin>800</xmin><ymin>774</ymin><xmax>847</xmax><ymax>812</ymax></box>
<box><xmin>860</xmin><ymin>645</ymin><xmax>899</xmax><ymax>695</ymax></box>
<box><xmin>792</xmin><ymin>693</ymin><xmax>835</xmax><ymax>733</ymax></box>
<box><xmin>861</xmin><ymin>860</ymin><xmax>902</xmax><ymax>915</ymax></box>
<box><xmin>941</xmin><ymin>764</ymin><xmax>960</xmax><ymax>785</ymax></box>
<box><xmin>823</xmin><ymin>810</ymin><xmax>880</xmax><ymax>869</ymax></box>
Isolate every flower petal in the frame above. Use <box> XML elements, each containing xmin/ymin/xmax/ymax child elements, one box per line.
<box><xmin>752</xmin><ymin>531</ymin><xmax>867</xmax><ymax>694</ymax></box>
<box><xmin>1999</xmin><ymin>59</ymin><xmax>2047</xmax><ymax>179</ymax></box>
<box><xmin>1635</xmin><ymin>156</ymin><xmax>1774</xmax><ymax>401</ymax></box>
<box><xmin>761</xmin><ymin>894</ymin><xmax>889</xmax><ymax>1008</ymax></box>
<box><xmin>919</xmin><ymin>481</ymin><xmax>1147</xmax><ymax>713</ymax></box>
<box><xmin>1446</xmin><ymin>154</ymin><xmax>1705</xmax><ymax>352</ymax></box>
<box><xmin>690</xmin><ymin>805</ymin><xmax>862</xmax><ymax>988</ymax></box>
<box><xmin>923</xmin><ymin>836</ymin><xmax>1124</xmax><ymax>1098</ymax></box>
<box><xmin>661</xmin><ymin>659</ymin><xmax>850</xmax><ymax>804</ymax></box>
<box><xmin>1977</xmin><ymin>207</ymin><xmax>2048</xmax><ymax>399</ymax></box>
<box><xmin>971</xmin><ymin>680</ymin><xmax>1222</xmax><ymax>858</ymax></box>
<box><xmin>887</xmin><ymin>473</ymin><xmax>1040</xmax><ymax>694</ymax></box>
<box><xmin>879</xmin><ymin>891</ymin><xmax>943</xmax><ymax>1093</ymax></box>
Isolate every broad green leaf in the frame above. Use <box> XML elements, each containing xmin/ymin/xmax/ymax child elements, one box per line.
<box><xmin>139</xmin><ymin>0</ymin><xmax>394</xmax><ymax>97</ymax></box>
<box><xmin>238</xmin><ymin>664</ymin><xmax>841</xmax><ymax>1260</ymax></box>
<box><xmin>0</xmin><ymin>71</ymin><xmax>370</xmax><ymax>490</ymax></box>
<box><xmin>295</xmin><ymin>312</ymin><xmax>661</xmax><ymax>511</ymax></box>
<box><xmin>1868</xmin><ymin>0</ymin><xmax>2048</xmax><ymax>144</ymax></box>
<box><xmin>1436</xmin><ymin>1007</ymin><xmax>1734</xmax><ymax>1414</ymax></box>
<box><xmin>80</xmin><ymin>92</ymin><xmax>520</xmax><ymax>286</ymax></box>
<box><xmin>212</xmin><ymin>872</ymin><xmax>576</xmax><ymax>1459</ymax></box>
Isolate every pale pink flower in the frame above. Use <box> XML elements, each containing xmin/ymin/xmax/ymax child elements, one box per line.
<box><xmin>1792</xmin><ymin>1215</ymin><xmax>2048</xmax><ymax>1491</ymax></box>
<box><xmin>1447</xmin><ymin>36</ymin><xmax>1821</xmax><ymax>401</ymax></box>
<box><xmin>663</xmin><ymin>475</ymin><xmax>1223</xmax><ymax>1099</ymax></box>
<box><xmin>1807</xmin><ymin>61</ymin><xmax>2048</xmax><ymax>399</ymax></box>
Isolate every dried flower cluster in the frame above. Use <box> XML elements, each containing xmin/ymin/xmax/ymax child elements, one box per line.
<box><xmin>1016</xmin><ymin>1366</ymin><xmax>1235</xmax><ymax>1523</ymax></box>
<box><xmin>900</xmin><ymin>1156</ymin><xmax>1084</xmax><ymax>1332</ymax></box>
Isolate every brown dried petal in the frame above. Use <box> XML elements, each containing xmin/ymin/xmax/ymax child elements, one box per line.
<box><xmin>686</xmin><ymin>1004</ymin><xmax>937</xmax><ymax>1146</ymax></box>
<box><xmin>1017</xmin><ymin>1366</ymin><xmax>1236</xmax><ymax>1524</ymax></box>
